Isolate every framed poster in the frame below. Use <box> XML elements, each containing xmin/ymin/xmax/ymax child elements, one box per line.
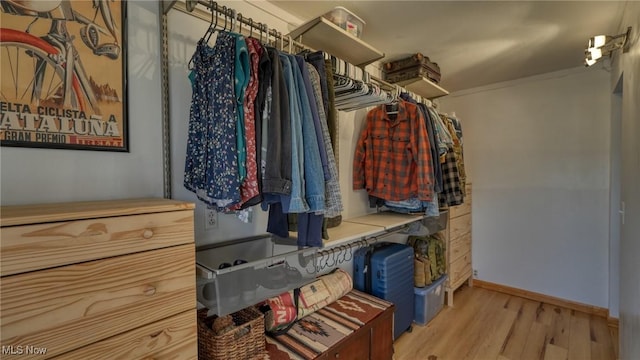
<box><xmin>0</xmin><ymin>0</ymin><xmax>128</xmax><ymax>152</ymax></box>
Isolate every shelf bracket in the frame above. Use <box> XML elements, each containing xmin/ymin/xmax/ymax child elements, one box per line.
<box><xmin>162</xmin><ymin>0</ymin><xmax>178</xmax><ymax>14</ymax></box>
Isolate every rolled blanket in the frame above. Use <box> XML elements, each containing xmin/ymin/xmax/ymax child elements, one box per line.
<box><xmin>264</xmin><ymin>268</ymin><xmax>352</xmax><ymax>333</ymax></box>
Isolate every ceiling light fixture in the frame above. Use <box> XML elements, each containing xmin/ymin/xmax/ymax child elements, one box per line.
<box><xmin>584</xmin><ymin>26</ymin><xmax>632</xmax><ymax>67</ymax></box>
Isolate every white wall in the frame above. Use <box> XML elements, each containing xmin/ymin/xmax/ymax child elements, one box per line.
<box><xmin>610</xmin><ymin>3</ymin><xmax>640</xmax><ymax>359</ymax></box>
<box><xmin>439</xmin><ymin>67</ymin><xmax>611</xmax><ymax>308</ymax></box>
<box><xmin>0</xmin><ymin>1</ymin><xmax>165</xmax><ymax>205</ymax></box>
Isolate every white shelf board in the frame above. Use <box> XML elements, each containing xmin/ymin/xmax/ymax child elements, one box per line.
<box><xmin>322</xmin><ymin>222</ymin><xmax>386</xmax><ymax>247</ymax></box>
<box><xmin>395</xmin><ymin>76</ymin><xmax>449</xmax><ymax>99</ymax></box>
<box><xmin>345</xmin><ymin>211</ymin><xmax>425</xmax><ymax>230</ymax></box>
<box><xmin>288</xmin><ymin>17</ymin><xmax>384</xmax><ymax>66</ymax></box>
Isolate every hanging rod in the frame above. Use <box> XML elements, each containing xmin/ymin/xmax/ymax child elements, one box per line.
<box><xmin>370</xmin><ymin>75</ymin><xmax>432</xmax><ymax>106</ymax></box>
<box><xmin>164</xmin><ymin>0</ymin><xmax>309</xmax><ymax>53</ymax></box>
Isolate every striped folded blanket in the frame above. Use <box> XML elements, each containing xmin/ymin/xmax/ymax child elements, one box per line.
<box><xmin>265</xmin><ymin>290</ymin><xmax>393</xmax><ymax>360</ymax></box>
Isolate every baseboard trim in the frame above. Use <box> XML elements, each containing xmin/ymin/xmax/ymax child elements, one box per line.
<box><xmin>473</xmin><ymin>279</ymin><xmax>609</xmax><ymax>318</ymax></box>
<box><xmin>607</xmin><ymin>316</ymin><xmax>619</xmax><ymax>329</ymax></box>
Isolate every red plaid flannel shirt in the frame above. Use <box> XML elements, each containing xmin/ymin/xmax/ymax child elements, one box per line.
<box><xmin>353</xmin><ymin>101</ymin><xmax>434</xmax><ymax>201</ymax></box>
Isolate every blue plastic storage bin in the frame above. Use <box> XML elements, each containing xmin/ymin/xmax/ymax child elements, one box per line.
<box><xmin>414</xmin><ymin>275</ymin><xmax>447</xmax><ymax>325</ymax></box>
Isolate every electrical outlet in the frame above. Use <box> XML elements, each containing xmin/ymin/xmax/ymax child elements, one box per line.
<box><xmin>473</xmin><ymin>269</ymin><xmax>478</xmax><ymax>277</ymax></box>
<box><xmin>205</xmin><ymin>208</ymin><xmax>218</xmax><ymax>230</ymax></box>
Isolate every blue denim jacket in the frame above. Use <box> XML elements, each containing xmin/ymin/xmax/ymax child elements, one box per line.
<box><xmin>306</xmin><ymin>63</ymin><xmax>343</xmax><ymax>218</ymax></box>
<box><xmin>288</xmin><ymin>54</ymin><xmax>325</xmax><ymax>213</ymax></box>
<box><xmin>279</xmin><ymin>54</ymin><xmax>309</xmax><ymax>213</ymax></box>
<box><xmin>295</xmin><ymin>56</ymin><xmax>330</xmax><ymax>181</ymax></box>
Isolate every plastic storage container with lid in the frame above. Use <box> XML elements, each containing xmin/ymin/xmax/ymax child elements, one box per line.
<box><xmin>323</xmin><ymin>6</ymin><xmax>365</xmax><ymax>38</ymax></box>
<box><xmin>414</xmin><ymin>274</ymin><xmax>447</xmax><ymax>325</ymax></box>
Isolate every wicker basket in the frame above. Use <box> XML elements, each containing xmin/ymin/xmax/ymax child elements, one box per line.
<box><xmin>197</xmin><ymin>307</ymin><xmax>266</xmax><ymax>360</ymax></box>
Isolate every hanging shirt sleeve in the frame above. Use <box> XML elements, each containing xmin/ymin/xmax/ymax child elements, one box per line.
<box><xmin>353</xmin><ymin>113</ymin><xmax>371</xmax><ymax>190</ymax></box>
<box><xmin>412</xmin><ymin>109</ymin><xmax>435</xmax><ymax>201</ymax></box>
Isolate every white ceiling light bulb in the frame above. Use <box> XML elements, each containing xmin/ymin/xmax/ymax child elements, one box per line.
<box><xmin>590</xmin><ymin>47</ymin><xmax>603</xmax><ymax>60</ymax></box>
<box><xmin>585</xmin><ymin>58</ymin><xmax>597</xmax><ymax>66</ymax></box>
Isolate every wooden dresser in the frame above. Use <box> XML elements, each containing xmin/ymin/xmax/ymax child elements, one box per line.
<box><xmin>445</xmin><ymin>183</ymin><xmax>472</xmax><ymax>306</ymax></box>
<box><xmin>0</xmin><ymin>198</ymin><xmax>197</xmax><ymax>359</ymax></box>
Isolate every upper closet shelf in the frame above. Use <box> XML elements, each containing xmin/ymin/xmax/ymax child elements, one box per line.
<box><xmin>288</xmin><ymin>17</ymin><xmax>385</xmax><ymax>67</ymax></box>
<box><xmin>394</xmin><ymin>76</ymin><xmax>449</xmax><ymax>99</ymax></box>
<box><xmin>347</xmin><ymin>212</ymin><xmax>426</xmax><ymax>230</ymax></box>
<box><xmin>323</xmin><ymin>222</ymin><xmax>386</xmax><ymax>247</ymax></box>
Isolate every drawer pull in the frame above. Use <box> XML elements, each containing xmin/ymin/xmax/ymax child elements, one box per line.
<box><xmin>335</xmin><ymin>353</ymin><xmax>339</xmax><ymax>358</ymax></box>
<box><xmin>142</xmin><ymin>229</ymin><xmax>154</xmax><ymax>239</ymax></box>
<box><xmin>144</xmin><ymin>285</ymin><xmax>157</xmax><ymax>296</ymax></box>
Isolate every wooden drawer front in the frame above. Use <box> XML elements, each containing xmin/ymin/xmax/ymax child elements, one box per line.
<box><xmin>449</xmin><ymin>213</ymin><xmax>471</xmax><ymax>240</ymax></box>
<box><xmin>450</xmin><ymin>198</ymin><xmax>471</xmax><ymax>219</ymax></box>
<box><xmin>53</xmin><ymin>310</ymin><xmax>197</xmax><ymax>359</ymax></box>
<box><xmin>329</xmin><ymin>326</ymin><xmax>370</xmax><ymax>360</ymax></box>
<box><xmin>448</xmin><ymin>252</ymin><xmax>472</xmax><ymax>287</ymax></box>
<box><xmin>449</xmin><ymin>232</ymin><xmax>471</xmax><ymax>263</ymax></box>
<box><xmin>1</xmin><ymin>210</ymin><xmax>194</xmax><ymax>276</ymax></box>
<box><xmin>1</xmin><ymin>245</ymin><xmax>195</xmax><ymax>359</ymax></box>
<box><xmin>370</xmin><ymin>311</ymin><xmax>394</xmax><ymax>360</ymax></box>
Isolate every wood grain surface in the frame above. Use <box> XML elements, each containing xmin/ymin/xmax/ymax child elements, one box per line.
<box><xmin>394</xmin><ymin>285</ymin><xmax>617</xmax><ymax>360</ymax></box>
<box><xmin>0</xmin><ymin>198</ymin><xmax>195</xmax><ymax>227</ymax></box>
<box><xmin>52</xmin><ymin>310</ymin><xmax>197</xmax><ymax>360</ymax></box>
<box><xmin>0</xmin><ymin>244</ymin><xmax>195</xmax><ymax>359</ymax></box>
<box><xmin>1</xmin><ymin>210</ymin><xmax>194</xmax><ymax>276</ymax></box>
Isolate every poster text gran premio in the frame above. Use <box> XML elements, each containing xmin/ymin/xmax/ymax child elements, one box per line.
<box><xmin>0</xmin><ymin>101</ymin><xmax>121</xmax><ymax>145</ymax></box>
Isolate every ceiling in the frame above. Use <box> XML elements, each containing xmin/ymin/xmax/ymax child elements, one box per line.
<box><xmin>268</xmin><ymin>1</ymin><xmax>629</xmax><ymax>92</ymax></box>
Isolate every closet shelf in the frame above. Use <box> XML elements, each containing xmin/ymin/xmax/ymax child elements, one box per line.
<box><xmin>323</xmin><ymin>222</ymin><xmax>386</xmax><ymax>247</ymax></box>
<box><xmin>394</xmin><ymin>76</ymin><xmax>449</xmax><ymax>99</ymax></box>
<box><xmin>288</xmin><ymin>17</ymin><xmax>385</xmax><ymax>67</ymax></box>
<box><xmin>347</xmin><ymin>212</ymin><xmax>426</xmax><ymax>230</ymax></box>
<box><xmin>196</xmin><ymin>243</ymin><xmax>318</xmax><ymax>316</ymax></box>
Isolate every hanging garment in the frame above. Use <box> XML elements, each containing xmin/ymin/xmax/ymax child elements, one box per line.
<box><xmin>184</xmin><ymin>32</ymin><xmax>240</xmax><ymax>209</ymax></box>
<box><xmin>279</xmin><ymin>54</ymin><xmax>309</xmax><ymax>213</ymax></box>
<box><xmin>288</xmin><ymin>54</ymin><xmax>325</xmax><ymax>213</ymax></box>
<box><xmin>438</xmin><ymin>145</ymin><xmax>464</xmax><ymax>207</ymax></box>
<box><xmin>400</xmin><ymin>93</ymin><xmax>443</xmax><ymax>194</ymax></box>
<box><xmin>229</xmin><ymin>37</ymin><xmax>261</xmax><ymax>210</ymax></box>
<box><xmin>305</xmin><ymin>52</ymin><xmax>330</xmax><ymax>136</ymax></box>
<box><xmin>307</xmin><ymin>63</ymin><xmax>343</xmax><ymax>219</ymax></box>
<box><xmin>353</xmin><ymin>100</ymin><xmax>434</xmax><ymax>201</ymax></box>
<box><xmin>295</xmin><ymin>56</ymin><xmax>330</xmax><ymax>181</ymax></box>
<box><xmin>242</xmin><ymin>38</ymin><xmax>267</xmax><ymax>208</ymax></box>
<box><xmin>230</xmin><ymin>33</ymin><xmax>250</xmax><ymax>183</ymax></box>
<box><xmin>426</xmin><ymin>105</ymin><xmax>451</xmax><ymax>162</ymax></box>
<box><xmin>442</xmin><ymin>114</ymin><xmax>466</xmax><ymax>197</ymax></box>
<box><xmin>262</xmin><ymin>47</ymin><xmax>292</xmax><ymax>196</ymax></box>
<box><xmin>323</xmin><ymin>58</ymin><xmax>339</xmax><ymax>168</ymax></box>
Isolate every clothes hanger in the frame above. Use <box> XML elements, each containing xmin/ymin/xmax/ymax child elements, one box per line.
<box><xmin>189</xmin><ymin>0</ymin><xmax>216</xmax><ymax>69</ymax></box>
<box><xmin>221</xmin><ymin>6</ymin><xmax>227</xmax><ymax>31</ymax></box>
<box><xmin>279</xmin><ymin>31</ymin><xmax>284</xmax><ymax>52</ymax></box>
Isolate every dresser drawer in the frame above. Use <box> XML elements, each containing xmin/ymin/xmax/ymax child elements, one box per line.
<box><xmin>0</xmin><ymin>244</ymin><xmax>195</xmax><ymax>359</ymax></box>
<box><xmin>449</xmin><ymin>213</ymin><xmax>471</xmax><ymax>240</ymax></box>
<box><xmin>449</xmin><ymin>232</ymin><xmax>471</xmax><ymax>263</ymax></box>
<box><xmin>448</xmin><ymin>252</ymin><xmax>472</xmax><ymax>288</ymax></box>
<box><xmin>1</xmin><ymin>210</ymin><xmax>194</xmax><ymax>276</ymax></box>
<box><xmin>449</xmin><ymin>187</ymin><xmax>471</xmax><ymax>218</ymax></box>
<box><xmin>53</xmin><ymin>310</ymin><xmax>197</xmax><ymax>359</ymax></box>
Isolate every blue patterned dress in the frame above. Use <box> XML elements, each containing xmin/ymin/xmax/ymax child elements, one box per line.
<box><xmin>184</xmin><ymin>32</ymin><xmax>240</xmax><ymax>208</ymax></box>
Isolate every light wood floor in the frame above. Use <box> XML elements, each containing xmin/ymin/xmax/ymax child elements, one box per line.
<box><xmin>394</xmin><ymin>285</ymin><xmax>619</xmax><ymax>360</ymax></box>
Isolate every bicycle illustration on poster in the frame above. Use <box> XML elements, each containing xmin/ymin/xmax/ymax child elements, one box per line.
<box><xmin>0</xmin><ymin>0</ymin><xmax>128</xmax><ymax>152</ymax></box>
